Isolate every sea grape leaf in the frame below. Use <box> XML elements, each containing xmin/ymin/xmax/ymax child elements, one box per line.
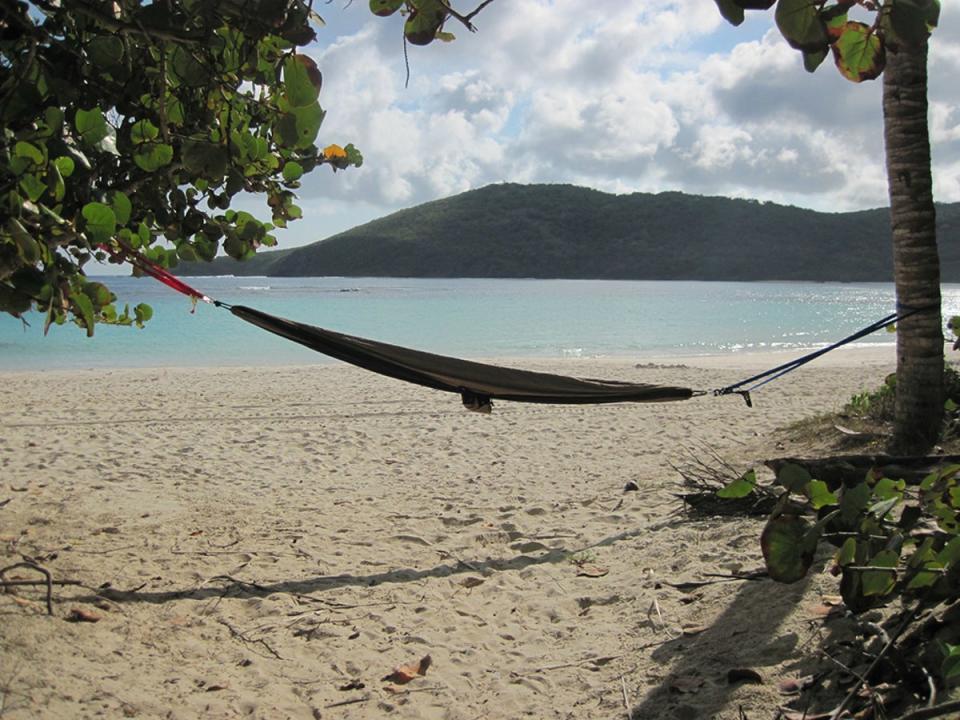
<box><xmin>133</xmin><ymin>143</ymin><xmax>173</xmax><ymax>172</ymax></box>
<box><xmin>732</xmin><ymin>0</ymin><xmax>775</xmax><ymax>8</ymax></box>
<box><xmin>276</xmin><ymin>103</ymin><xmax>325</xmax><ymax>149</ymax></box>
<box><xmin>283</xmin><ymin>54</ymin><xmax>322</xmax><ymax>108</ymax></box>
<box><xmin>86</xmin><ymin>35</ymin><xmax>125</xmax><ymax>71</ymax></box>
<box><xmin>776</xmin><ymin>0</ymin><xmax>829</xmax><ymax>52</ymax></box>
<box><xmin>718</xmin><ymin>469</ymin><xmax>757</xmax><ymax>499</ymax></box>
<box><xmin>840</xmin><ymin>482</ymin><xmax>871</xmax><ymax>523</ymax></box>
<box><xmin>777</xmin><ymin>463</ymin><xmax>812</xmax><ymax>493</ymax></box>
<box><xmin>69</xmin><ymin>291</ymin><xmax>96</xmax><ymax>336</ymax></box>
<box><xmin>859</xmin><ymin>549</ymin><xmax>898</xmax><ymax>597</ymax></box>
<box><xmin>714</xmin><ymin>0</ymin><xmax>745</xmax><ymax>26</ymax></box>
<box><xmin>81</xmin><ymin>202</ymin><xmax>116</xmax><ymax>244</ymax></box>
<box><xmin>405</xmin><ymin>0</ymin><xmax>448</xmax><ymax>45</ymax></box>
<box><xmin>831</xmin><ymin>22</ymin><xmax>885</xmax><ymax>83</ymax></box>
<box><xmin>53</xmin><ymin>156</ymin><xmax>75</xmax><ymax>177</ymax></box>
<box><xmin>804</xmin><ymin>479</ymin><xmax>838</xmax><ymax>509</ymax></box>
<box><xmin>19</xmin><ymin>174</ymin><xmax>46</xmax><ymax>203</ymax></box>
<box><xmin>108</xmin><ymin>190</ymin><xmax>132</xmax><ymax>226</ymax></box>
<box><xmin>282</xmin><ymin>161</ymin><xmax>303</xmax><ymax>182</ymax></box>
<box><xmin>75</xmin><ymin>107</ymin><xmax>109</xmax><ymax>146</ymax></box>
<box><xmin>14</xmin><ymin>141</ymin><xmax>44</xmax><ymax>165</ymax></box>
<box><xmin>370</xmin><ymin>0</ymin><xmax>404</xmax><ymax>17</ymax></box>
<box><xmin>130</xmin><ymin>119</ymin><xmax>159</xmax><ymax>145</ymax></box>
<box><xmin>943</xmin><ymin>644</ymin><xmax>960</xmax><ymax>680</ymax></box>
<box><xmin>182</xmin><ymin>140</ymin><xmax>229</xmax><ymax>179</ymax></box>
<box><xmin>761</xmin><ymin>514</ymin><xmax>815</xmax><ymax>583</ymax></box>
<box><xmin>7</xmin><ymin>219</ymin><xmax>40</xmax><ymax>264</ymax></box>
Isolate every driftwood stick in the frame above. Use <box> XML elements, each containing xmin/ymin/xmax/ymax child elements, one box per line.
<box><xmin>765</xmin><ymin>455</ymin><xmax>960</xmax><ymax>487</ymax></box>
<box><xmin>830</xmin><ymin>606</ymin><xmax>920</xmax><ymax>720</ymax></box>
<box><xmin>899</xmin><ymin>700</ymin><xmax>960</xmax><ymax>720</ymax></box>
<box><xmin>0</xmin><ymin>562</ymin><xmax>54</xmax><ymax>615</ymax></box>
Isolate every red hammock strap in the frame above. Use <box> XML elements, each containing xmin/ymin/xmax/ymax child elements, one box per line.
<box><xmin>102</xmin><ymin>243</ymin><xmax>215</xmax><ymax>304</ymax></box>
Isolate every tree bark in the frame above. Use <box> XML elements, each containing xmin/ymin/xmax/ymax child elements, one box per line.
<box><xmin>883</xmin><ymin>39</ymin><xmax>943</xmax><ymax>453</ymax></box>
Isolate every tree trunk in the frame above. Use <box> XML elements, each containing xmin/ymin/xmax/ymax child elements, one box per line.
<box><xmin>883</xmin><ymin>39</ymin><xmax>943</xmax><ymax>453</ymax></box>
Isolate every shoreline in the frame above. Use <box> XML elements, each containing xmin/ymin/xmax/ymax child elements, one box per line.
<box><xmin>0</xmin><ymin>341</ymin><xmax>899</xmax><ymax>376</ymax></box>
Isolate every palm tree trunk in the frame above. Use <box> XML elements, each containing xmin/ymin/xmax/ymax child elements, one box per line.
<box><xmin>883</xmin><ymin>39</ymin><xmax>943</xmax><ymax>453</ymax></box>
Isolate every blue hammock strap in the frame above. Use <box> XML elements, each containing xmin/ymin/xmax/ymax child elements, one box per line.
<box><xmin>714</xmin><ymin>302</ymin><xmax>941</xmax><ymax>403</ymax></box>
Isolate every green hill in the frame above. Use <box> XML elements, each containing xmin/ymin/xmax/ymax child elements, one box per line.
<box><xmin>182</xmin><ymin>183</ymin><xmax>960</xmax><ymax>281</ymax></box>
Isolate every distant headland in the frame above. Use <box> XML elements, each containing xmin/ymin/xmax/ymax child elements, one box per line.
<box><xmin>180</xmin><ymin>183</ymin><xmax>960</xmax><ymax>282</ymax></box>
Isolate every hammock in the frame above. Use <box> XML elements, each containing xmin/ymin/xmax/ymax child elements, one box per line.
<box><xmin>229</xmin><ymin>305</ymin><xmax>696</xmax><ymax>412</ymax></box>
<box><xmin>116</xmin><ymin>246</ymin><xmax>923</xmax><ymax>412</ymax></box>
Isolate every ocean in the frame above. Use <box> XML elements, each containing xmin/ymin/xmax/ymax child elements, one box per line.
<box><xmin>2</xmin><ymin>276</ymin><xmax>959</xmax><ymax>371</ymax></box>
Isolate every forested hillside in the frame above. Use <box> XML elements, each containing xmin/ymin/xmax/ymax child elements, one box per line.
<box><xmin>183</xmin><ymin>184</ymin><xmax>960</xmax><ymax>281</ymax></box>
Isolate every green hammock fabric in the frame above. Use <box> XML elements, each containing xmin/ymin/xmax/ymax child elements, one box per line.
<box><xmin>230</xmin><ymin>305</ymin><xmax>695</xmax><ymax>411</ymax></box>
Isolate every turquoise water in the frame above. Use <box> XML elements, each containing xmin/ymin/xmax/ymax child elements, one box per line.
<box><xmin>2</xmin><ymin>276</ymin><xmax>960</xmax><ymax>370</ymax></box>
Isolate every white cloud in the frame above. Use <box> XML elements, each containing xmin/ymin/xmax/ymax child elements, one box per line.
<box><xmin>272</xmin><ymin>1</ymin><xmax>960</xmax><ymax>248</ymax></box>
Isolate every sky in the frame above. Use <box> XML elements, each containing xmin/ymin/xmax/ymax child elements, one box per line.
<box><xmin>255</xmin><ymin>0</ymin><xmax>960</xmax><ymax>250</ymax></box>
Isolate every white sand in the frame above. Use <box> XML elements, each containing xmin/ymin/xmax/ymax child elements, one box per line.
<box><xmin>0</xmin><ymin>347</ymin><xmax>896</xmax><ymax>719</ymax></box>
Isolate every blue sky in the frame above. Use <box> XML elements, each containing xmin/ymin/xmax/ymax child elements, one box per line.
<box><xmin>253</xmin><ymin>1</ymin><xmax>959</xmax><ymax>250</ymax></box>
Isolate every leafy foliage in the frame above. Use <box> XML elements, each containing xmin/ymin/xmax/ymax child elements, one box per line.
<box><xmin>717</xmin><ymin>0</ymin><xmax>940</xmax><ymax>82</ymax></box>
<box><xmin>721</xmin><ymin>460</ymin><xmax>960</xmax><ymax>683</ymax></box>
<box><xmin>0</xmin><ymin>1</ymin><xmax>362</xmax><ymax>335</ymax></box>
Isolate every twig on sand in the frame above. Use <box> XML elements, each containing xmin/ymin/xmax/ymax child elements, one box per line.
<box><xmin>647</xmin><ymin>596</ymin><xmax>678</xmax><ymax>638</ymax></box>
<box><xmin>620</xmin><ymin>675</ymin><xmax>632</xmax><ymax>720</ymax></box>
<box><xmin>324</xmin><ymin>694</ymin><xmax>371</xmax><ymax>709</ymax></box>
<box><xmin>217</xmin><ymin>618</ymin><xmax>284</xmax><ymax>661</ymax></box>
<box><xmin>510</xmin><ymin>655</ymin><xmax>622</xmax><ymax>678</ymax></box>
<box><xmin>0</xmin><ymin>562</ymin><xmax>54</xmax><ymax>615</ymax></box>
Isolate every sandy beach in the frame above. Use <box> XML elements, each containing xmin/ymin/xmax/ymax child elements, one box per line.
<box><xmin>0</xmin><ymin>347</ymin><xmax>898</xmax><ymax>719</ymax></box>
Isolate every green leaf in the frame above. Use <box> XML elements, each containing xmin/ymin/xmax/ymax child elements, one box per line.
<box><xmin>82</xmin><ymin>281</ymin><xmax>113</xmax><ymax>307</ymax></box>
<box><xmin>53</xmin><ymin>156</ymin><xmax>75</xmax><ymax>178</ymax></box>
<box><xmin>6</xmin><ymin>218</ymin><xmax>41</xmax><ymax>264</ymax></box>
<box><xmin>47</xmin><ymin>163</ymin><xmax>65</xmax><ymax>202</ymax></box>
<box><xmin>840</xmin><ymin>482</ymin><xmax>871</xmax><ymax>523</ymax></box>
<box><xmin>86</xmin><ymin>35</ymin><xmax>125</xmax><ymax>70</ymax></box>
<box><xmin>946</xmin><ymin>398</ymin><xmax>958</xmax><ymax>412</ymax></box>
<box><xmin>133</xmin><ymin>143</ymin><xmax>174</xmax><ymax>172</ymax></box>
<box><xmin>777</xmin><ymin>462</ymin><xmax>812</xmax><ymax>493</ymax></box>
<box><xmin>802</xmin><ymin>47</ymin><xmax>829</xmax><ymax>72</ymax></box>
<box><xmin>838</xmin><ymin>537</ymin><xmax>857</xmax><ymax>567</ymax></box>
<box><xmin>134</xmin><ymin>303</ymin><xmax>153</xmax><ymax>327</ymax></box>
<box><xmin>831</xmin><ymin>21</ymin><xmax>886</xmax><ymax>82</ymax></box>
<box><xmin>937</xmin><ymin>536</ymin><xmax>960</xmax><ymax>569</ymax></box>
<box><xmin>74</xmin><ymin>107</ymin><xmax>109</xmax><ymax>146</ymax></box>
<box><xmin>182</xmin><ymin>140</ymin><xmax>229</xmax><ymax>179</ymax></box>
<box><xmin>81</xmin><ymin>202</ymin><xmax>117</xmax><ymax>244</ymax></box>
<box><xmin>108</xmin><ymin>190</ymin><xmax>132</xmax><ymax>226</ymax></box>
<box><xmin>761</xmin><ymin>514</ymin><xmax>815</xmax><ymax>583</ymax></box>
<box><xmin>859</xmin><ymin>549</ymin><xmax>898</xmax><ymax>597</ymax></box>
<box><xmin>873</xmin><ymin>477</ymin><xmax>905</xmax><ymax>501</ymax></box>
<box><xmin>344</xmin><ymin>143</ymin><xmax>364</xmax><ymax>167</ymax></box>
<box><xmin>370</xmin><ymin>0</ymin><xmax>404</xmax><ymax>16</ymax></box>
<box><xmin>69</xmin><ymin>291</ymin><xmax>96</xmax><ymax>336</ymax></box>
<box><xmin>804</xmin><ymin>479</ymin><xmax>838</xmax><ymax>509</ymax></box>
<box><xmin>405</xmin><ymin>0</ymin><xmax>448</xmax><ymax>45</ymax></box>
<box><xmin>18</xmin><ymin>173</ymin><xmax>47</xmax><ymax>203</ymax></box>
<box><xmin>943</xmin><ymin>649</ymin><xmax>960</xmax><ymax>681</ymax></box>
<box><xmin>14</xmin><ymin>141</ymin><xmax>44</xmax><ymax>165</ymax></box>
<box><xmin>130</xmin><ymin>119</ymin><xmax>159</xmax><ymax>146</ymax></box>
<box><xmin>282</xmin><ymin>161</ymin><xmax>304</xmax><ymax>182</ymax></box>
<box><xmin>284</xmin><ymin>54</ymin><xmax>322</xmax><ymax>108</ymax></box>
<box><xmin>776</xmin><ymin>0</ymin><xmax>829</xmax><ymax>52</ymax></box>
<box><xmin>717</xmin><ymin>469</ymin><xmax>757</xmax><ymax>499</ymax></box>
<box><xmin>275</xmin><ymin>103</ymin><xmax>325</xmax><ymax>149</ymax></box>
